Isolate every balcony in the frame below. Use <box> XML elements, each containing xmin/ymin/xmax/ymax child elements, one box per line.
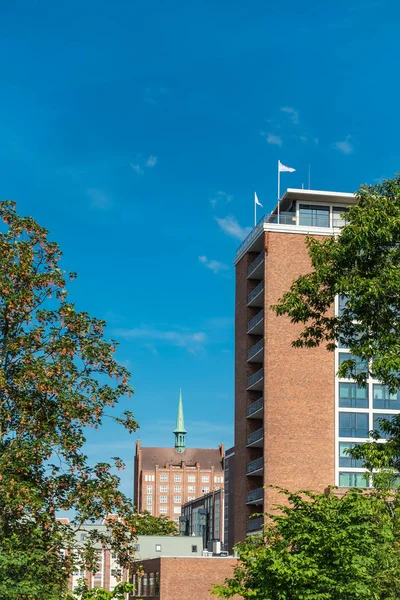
<box><xmin>248</xmin><ymin>251</ymin><xmax>264</xmax><ymax>279</ymax></box>
<box><xmin>247</xmin><ymin>339</ymin><xmax>264</xmax><ymax>363</ymax></box>
<box><xmin>247</xmin><ymin>397</ymin><xmax>264</xmax><ymax>419</ymax></box>
<box><xmin>247</xmin><ymin>457</ymin><xmax>264</xmax><ymax>476</ymax></box>
<box><xmin>247</xmin><ymin>368</ymin><xmax>263</xmax><ymax>391</ymax></box>
<box><xmin>247</xmin><ymin>427</ymin><xmax>264</xmax><ymax>448</ymax></box>
<box><xmin>246</xmin><ymin>516</ymin><xmax>264</xmax><ymax>533</ymax></box>
<box><xmin>248</xmin><ymin>280</ymin><xmax>264</xmax><ymax>307</ymax></box>
<box><xmin>247</xmin><ymin>487</ymin><xmax>264</xmax><ymax>505</ymax></box>
<box><xmin>247</xmin><ymin>310</ymin><xmax>264</xmax><ymax>335</ymax></box>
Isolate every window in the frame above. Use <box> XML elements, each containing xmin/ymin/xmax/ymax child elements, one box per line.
<box><xmin>174</xmin><ymin>496</ymin><xmax>181</xmax><ymax>504</ymax></box>
<box><xmin>187</xmin><ymin>496</ymin><xmax>195</xmax><ymax>501</ymax></box>
<box><xmin>299</xmin><ymin>204</ymin><xmax>330</xmax><ymax>227</ymax></box>
<box><xmin>214</xmin><ymin>476</ymin><xmax>223</xmax><ymax>483</ymax></box>
<box><xmin>188</xmin><ymin>486</ymin><xmax>195</xmax><ymax>494</ymax></box>
<box><xmin>188</xmin><ymin>475</ymin><xmax>195</xmax><ymax>482</ymax></box>
<box><xmin>174</xmin><ymin>517</ymin><xmax>180</xmax><ymax>523</ymax></box>
<box><xmin>339</xmin><ymin>472</ymin><xmax>369</xmax><ymax>488</ymax></box>
<box><xmin>173</xmin><ymin>506</ymin><xmax>181</xmax><ymax>514</ymax></box>
<box><xmin>80</xmin><ymin>534</ymin><xmax>87</xmax><ymax>541</ymax></box>
<box><xmin>339</xmin><ymin>353</ymin><xmax>368</xmax><ymax>376</ymax></box>
<box><xmin>332</xmin><ymin>206</ymin><xmax>348</xmax><ymax>228</ymax></box>
<box><xmin>191</xmin><ymin>545</ymin><xmax>198</xmax><ymax>553</ymax></box>
<box><xmin>339</xmin><ymin>442</ymin><xmax>364</xmax><ymax>468</ymax></box>
<box><xmin>201</xmin><ymin>475</ymin><xmax>209</xmax><ymax>483</ymax></box>
<box><xmin>339</xmin><ymin>412</ymin><xmax>369</xmax><ymax>438</ymax></box>
<box><xmin>339</xmin><ymin>383</ymin><xmax>368</xmax><ymax>408</ymax></box>
<box><xmin>146</xmin><ymin>495</ymin><xmax>152</xmax><ymax>505</ymax></box>
<box><xmin>133</xmin><ymin>544</ymin><xmax>140</xmax><ymax>551</ymax></box>
<box><xmin>155</xmin><ymin>544</ymin><xmax>162</xmax><ymax>552</ymax></box>
<box><xmin>374</xmin><ymin>414</ymin><xmax>396</xmax><ymax>439</ymax></box>
<box><xmin>174</xmin><ymin>486</ymin><xmax>181</xmax><ymax>493</ymax></box>
<box><xmin>337</xmin><ymin>295</ymin><xmax>348</xmax><ymax>317</ymax></box>
<box><xmin>174</xmin><ymin>474</ymin><xmax>182</xmax><ymax>482</ymax></box>
<box><xmin>160</xmin><ymin>474</ymin><xmax>168</xmax><ymax>482</ymax></box>
<box><xmin>201</xmin><ymin>486</ymin><xmax>210</xmax><ymax>493</ymax></box>
<box><xmin>373</xmin><ymin>385</ymin><xmax>400</xmax><ymax>410</ymax></box>
<box><xmin>160</xmin><ymin>506</ymin><xmax>167</xmax><ymax>514</ymax></box>
<box><xmin>147</xmin><ymin>485</ymin><xmax>153</xmax><ymax>494</ymax></box>
<box><xmin>146</xmin><ymin>505</ymin><xmax>152</xmax><ymax>514</ymax></box>
<box><xmin>159</xmin><ymin>496</ymin><xmax>167</xmax><ymax>503</ymax></box>
<box><xmin>160</xmin><ymin>485</ymin><xmax>168</xmax><ymax>493</ymax></box>
<box><xmin>144</xmin><ymin>474</ymin><xmax>155</xmax><ymax>482</ymax></box>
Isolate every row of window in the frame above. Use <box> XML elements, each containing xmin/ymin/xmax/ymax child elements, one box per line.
<box><xmin>339</xmin><ymin>383</ymin><xmax>400</xmax><ymax>410</ymax></box>
<box><xmin>146</xmin><ymin>485</ymin><xmax>209</xmax><ymax>494</ymax></box>
<box><xmin>144</xmin><ymin>474</ymin><xmax>222</xmax><ymax>483</ymax></box>
<box><xmin>298</xmin><ymin>204</ymin><xmax>347</xmax><ymax>228</ymax></box>
<box><xmin>339</xmin><ymin>412</ymin><xmax>395</xmax><ymax>438</ymax></box>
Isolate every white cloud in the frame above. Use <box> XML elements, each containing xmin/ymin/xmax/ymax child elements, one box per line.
<box><xmin>265</xmin><ymin>133</ymin><xmax>283</xmax><ymax>147</ymax></box>
<box><xmin>281</xmin><ymin>106</ymin><xmax>300</xmax><ymax>125</ymax></box>
<box><xmin>210</xmin><ymin>190</ymin><xmax>233</xmax><ymax>208</ymax></box>
<box><xmin>314</xmin><ymin>137</ymin><xmax>319</xmax><ymax>146</ymax></box>
<box><xmin>113</xmin><ymin>326</ymin><xmax>206</xmax><ymax>353</ymax></box>
<box><xmin>299</xmin><ymin>135</ymin><xmax>308</xmax><ymax>142</ymax></box>
<box><xmin>130</xmin><ymin>163</ymin><xmax>144</xmax><ymax>175</ymax></box>
<box><xmin>198</xmin><ymin>255</ymin><xmax>229</xmax><ymax>275</ymax></box>
<box><xmin>87</xmin><ymin>188</ymin><xmax>112</xmax><ymax>210</ymax></box>
<box><xmin>334</xmin><ymin>136</ymin><xmax>354</xmax><ymax>155</ymax></box>
<box><xmin>215</xmin><ymin>215</ymin><xmax>252</xmax><ymax>240</ymax></box>
<box><xmin>146</xmin><ymin>155</ymin><xmax>158</xmax><ymax>168</ymax></box>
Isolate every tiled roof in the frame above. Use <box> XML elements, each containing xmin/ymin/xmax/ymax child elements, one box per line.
<box><xmin>140</xmin><ymin>447</ymin><xmax>224</xmax><ymax>470</ymax></box>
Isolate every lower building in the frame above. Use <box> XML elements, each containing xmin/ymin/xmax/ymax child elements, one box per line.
<box><xmin>224</xmin><ymin>446</ymin><xmax>235</xmax><ymax>553</ymax></box>
<box><xmin>129</xmin><ymin>557</ymin><xmax>240</xmax><ymax>600</ymax></box>
<box><xmin>180</xmin><ymin>488</ymin><xmax>224</xmax><ymax>552</ymax></box>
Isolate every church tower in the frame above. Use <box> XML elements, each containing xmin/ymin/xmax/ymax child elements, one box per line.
<box><xmin>173</xmin><ymin>389</ymin><xmax>187</xmax><ymax>453</ymax></box>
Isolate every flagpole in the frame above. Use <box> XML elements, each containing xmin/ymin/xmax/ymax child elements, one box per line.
<box><xmin>277</xmin><ymin>160</ymin><xmax>280</xmax><ymax>224</ymax></box>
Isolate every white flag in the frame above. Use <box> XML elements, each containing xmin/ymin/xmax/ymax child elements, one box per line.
<box><xmin>254</xmin><ymin>192</ymin><xmax>262</xmax><ymax>207</ymax></box>
<box><xmin>278</xmin><ymin>161</ymin><xmax>296</xmax><ymax>173</ymax></box>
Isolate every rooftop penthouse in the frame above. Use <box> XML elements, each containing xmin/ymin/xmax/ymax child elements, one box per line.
<box><xmin>235</xmin><ymin>188</ymin><xmax>356</xmax><ymax>263</ymax></box>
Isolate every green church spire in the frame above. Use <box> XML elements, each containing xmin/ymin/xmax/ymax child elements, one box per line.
<box><xmin>173</xmin><ymin>389</ymin><xmax>187</xmax><ymax>453</ymax></box>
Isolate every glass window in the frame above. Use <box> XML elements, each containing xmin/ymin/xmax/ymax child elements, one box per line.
<box><xmin>339</xmin><ymin>383</ymin><xmax>368</xmax><ymax>408</ymax></box>
<box><xmin>339</xmin><ymin>353</ymin><xmax>368</xmax><ymax>376</ymax></box>
<box><xmin>187</xmin><ymin>496</ymin><xmax>195</xmax><ymax>501</ymax></box>
<box><xmin>160</xmin><ymin>474</ymin><xmax>168</xmax><ymax>482</ymax></box>
<box><xmin>214</xmin><ymin>476</ymin><xmax>223</xmax><ymax>483</ymax></box>
<box><xmin>339</xmin><ymin>442</ymin><xmax>364</xmax><ymax>468</ymax></box>
<box><xmin>201</xmin><ymin>475</ymin><xmax>209</xmax><ymax>483</ymax></box>
<box><xmin>160</xmin><ymin>506</ymin><xmax>167</xmax><ymax>514</ymax></box>
<box><xmin>146</xmin><ymin>495</ymin><xmax>152</xmax><ymax>504</ymax></box>
<box><xmin>299</xmin><ymin>204</ymin><xmax>330</xmax><ymax>227</ymax></box>
<box><xmin>201</xmin><ymin>486</ymin><xmax>210</xmax><ymax>494</ymax></box>
<box><xmin>338</xmin><ymin>295</ymin><xmax>348</xmax><ymax>317</ymax></box>
<box><xmin>147</xmin><ymin>485</ymin><xmax>153</xmax><ymax>494</ymax></box>
<box><xmin>192</xmin><ymin>545</ymin><xmax>198</xmax><ymax>552</ymax></box>
<box><xmin>174</xmin><ymin>496</ymin><xmax>181</xmax><ymax>504</ymax></box>
<box><xmin>174</xmin><ymin>475</ymin><xmax>182</xmax><ymax>482</ymax></box>
<box><xmin>173</xmin><ymin>506</ymin><xmax>181</xmax><ymax>514</ymax></box>
<box><xmin>188</xmin><ymin>475</ymin><xmax>196</xmax><ymax>482</ymax></box>
<box><xmin>339</xmin><ymin>412</ymin><xmax>369</xmax><ymax>438</ymax></box>
<box><xmin>373</xmin><ymin>414</ymin><xmax>396</xmax><ymax>439</ymax></box>
<box><xmin>188</xmin><ymin>486</ymin><xmax>195</xmax><ymax>494</ymax></box>
<box><xmin>373</xmin><ymin>385</ymin><xmax>400</xmax><ymax>410</ymax></box>
<box><xmin>155</xmin><ymin>544</ymin><xmax>162</xmax><ymax>552</ymax></box>
<box><xmin>159</xmin><ymin>496</ymin><xmax>167</xmax><ymax>503</ymax></box>
<box><xmin>160</xmin><ymin>485</ymin><xmax>168</xmax><ymax>493</ymax></box>
<box><xmin>174</xmin><ymin>486</ymin><xmax>181</xmax><ymax>493</ymax></box>
<box><xmin>332</xmin><ymin>206</ymin><xmax>348</xmax><ymax>228</ymax></box>
<box><xmin>146</xmin><ymin>505</ymin><xmax>152</xmax><ymax>514</ymax></box>
<box><xmin>339</xmin><ymin>472</ymin><xmax>369</xmax><ymax>488</ymax></box>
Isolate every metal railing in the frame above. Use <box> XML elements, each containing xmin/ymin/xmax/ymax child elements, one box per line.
<box><xmin>248</xmin><ymin>280</ymin><xmax>264</xmax><ymax>304</ymax></box>
<box><xmin>248</xmin><ymin>397</ymin><xmax>264</xmax><ymax>416</ymax></box>
<box><xmin>247</xmin><ymin>516</ymin><xmax>264</xmax><ymax>532</ymax></box>
<box><xmin>247</xmin><ymin>310</ymin><xmax>264</xmax><ymax>333</ymax></box>
<box><xmin>247</xmin><ymin>487</ymin><xmax>264</xmax><ymax>503</ymax></box>
<box><xmin>248</xmin><ymin>339</ymin><xmax>264</xmax><ymax>361</ymax></box>
<box><xmin>247</xmin><ymin>369</ymin><xmax>264</xmax><ymax>389</ymax></box>
<box><xmin>247</xmin><ymin>457</ymin><xmax>264</xmax><ymax>474</ymax></box>
<box><xmin>248</xmin><ymin>251</ymin><xmax>264</xmax><ymax>276</ymax></box>
<box><xmin>247</xmin><ymin>427</ymin><xmax>264</xmax><ymax>446</ymax></box>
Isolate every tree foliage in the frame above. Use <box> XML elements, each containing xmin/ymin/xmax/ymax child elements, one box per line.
<box><xmin>213</xmin><ymin>488</ymin><xmax>400</xmax><ymax>599</ymax></box>
<box><xmin>273</xmin><ymin>176</ymin><xmax>400</xmax><ymax>389</ymax></box>
<box><xmin>133</xmin><ymin>510</ymin><xmax>178</xmax><ymax>536</ymax></box>
<box><xmin>0</xmin><ymin>201</ymin><xmax>139</xmax><ymax>598</ymax></box>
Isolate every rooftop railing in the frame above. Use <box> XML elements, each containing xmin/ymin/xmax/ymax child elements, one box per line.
<box><xmin>248</xmin><ymin>280</ymin><xmax>264</xmax><ymax>305</ymax></box>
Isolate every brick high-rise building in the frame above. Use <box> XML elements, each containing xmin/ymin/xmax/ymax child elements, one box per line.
<box><xmin>134</xmin><ymin>391</ymin><xmax>225</xmax><ymax>525</ymax></box>
<box><xmin>232</xmin><ymin>188</ymin><xmax>400</xmax><ymax>543</ymax></box>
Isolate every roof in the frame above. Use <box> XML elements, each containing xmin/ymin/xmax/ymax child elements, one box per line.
<box><xmin>139</xmin><ymin>447</ymin><xmax>224</xmax><ymax>470</ymax></box>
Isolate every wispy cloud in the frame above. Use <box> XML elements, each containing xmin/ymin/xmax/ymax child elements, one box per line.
<box><xmin>87</xmin><ymin>188</ymin><xmax>112</xmax><ymax>210</ymax></box>
<box><xmin>334</xmin><ymin>136</ymin><xmax>354</xmax><ymax>155</ymax></box>
<box><xmin>314</xmin><ymin>137</ymin><xmax>319</xmax><ymax>146</ymax></box>
<box><xmin>210</xmin><ymin>190</ymin><xmax>233</xmax><ymax>208</ymax></box>
<box><xmin>130</xmin><ymin>155</ymin><xmax>158</xmax><ymax>174</ymax></box>
<box><xmin>264</xmin><ymin>133</ymin><xmax>283</xmax><ymax>147</ymax></box>
<box><xmin>144</xmin><ymin>87</ymin><xmax>168</xmax><ymax>105</ymax></box>
<box><xmin>198</xmin><ymin>255</ymin><xmax>229</xmax><ymax>275</ymax></box>
<box><xmin>281</xmin><ymin>106</ymin><xmax>300</xmax><ymax>125</ymax></box>
<box><xmin>215</xmin><ymin>215</ymin><xmax>252</xmax><ymax>241</ymax></box>
<box><xmin>113</xmin><ymin>326</ymin><xmax>206</xmax><ymax>353</ymax></box>
<box><xmin>299</xmin><ymin>135</ymin><xmax>308</xmax><ymax>142</ymax></box>
<box><xmin>146</xmin><ymin>155</ymin><xmax>158</xmax><ymax>168</ymax></box>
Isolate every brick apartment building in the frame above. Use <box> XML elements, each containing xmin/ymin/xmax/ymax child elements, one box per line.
<box><xmin>233</xmin><ymin>188</ymin><xmax>400</xmax><ymax>543</ymax></box>
<box><xmin>134</xmin><ymin>391</ymin><xmax>225</xmax><ymax>524</ymax></box>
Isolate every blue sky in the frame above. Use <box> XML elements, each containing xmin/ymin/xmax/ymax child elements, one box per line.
<box><xmin>1</xmin><ymin>0</ymin><xmax>399</xmax><ymax>498</ymax></box>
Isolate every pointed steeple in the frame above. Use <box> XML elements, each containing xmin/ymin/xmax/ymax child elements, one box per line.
<box><xmin>173</xmin><ymin>389</ymin><xmax>187</xmax><ymax>453</ymax></box>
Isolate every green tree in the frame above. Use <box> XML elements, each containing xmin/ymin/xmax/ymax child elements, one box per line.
<box><xmin>213</xmin><ymin>488</ymin><xmax>400</xmax><ymax>599</ymax></box>
<box><xmin>134</xmin><ymin>510</ymin><xmax>178</xmax><ymax>535</ymax></box>
<box><xmin>67</xmin><ymin>582</ymin><xmax>135</xmax><ymax>600</ymax></box>
<box><xmin>0</xmin><ymin>201</ymin><xmax>139</xmax><ymax>598</ymax></box>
